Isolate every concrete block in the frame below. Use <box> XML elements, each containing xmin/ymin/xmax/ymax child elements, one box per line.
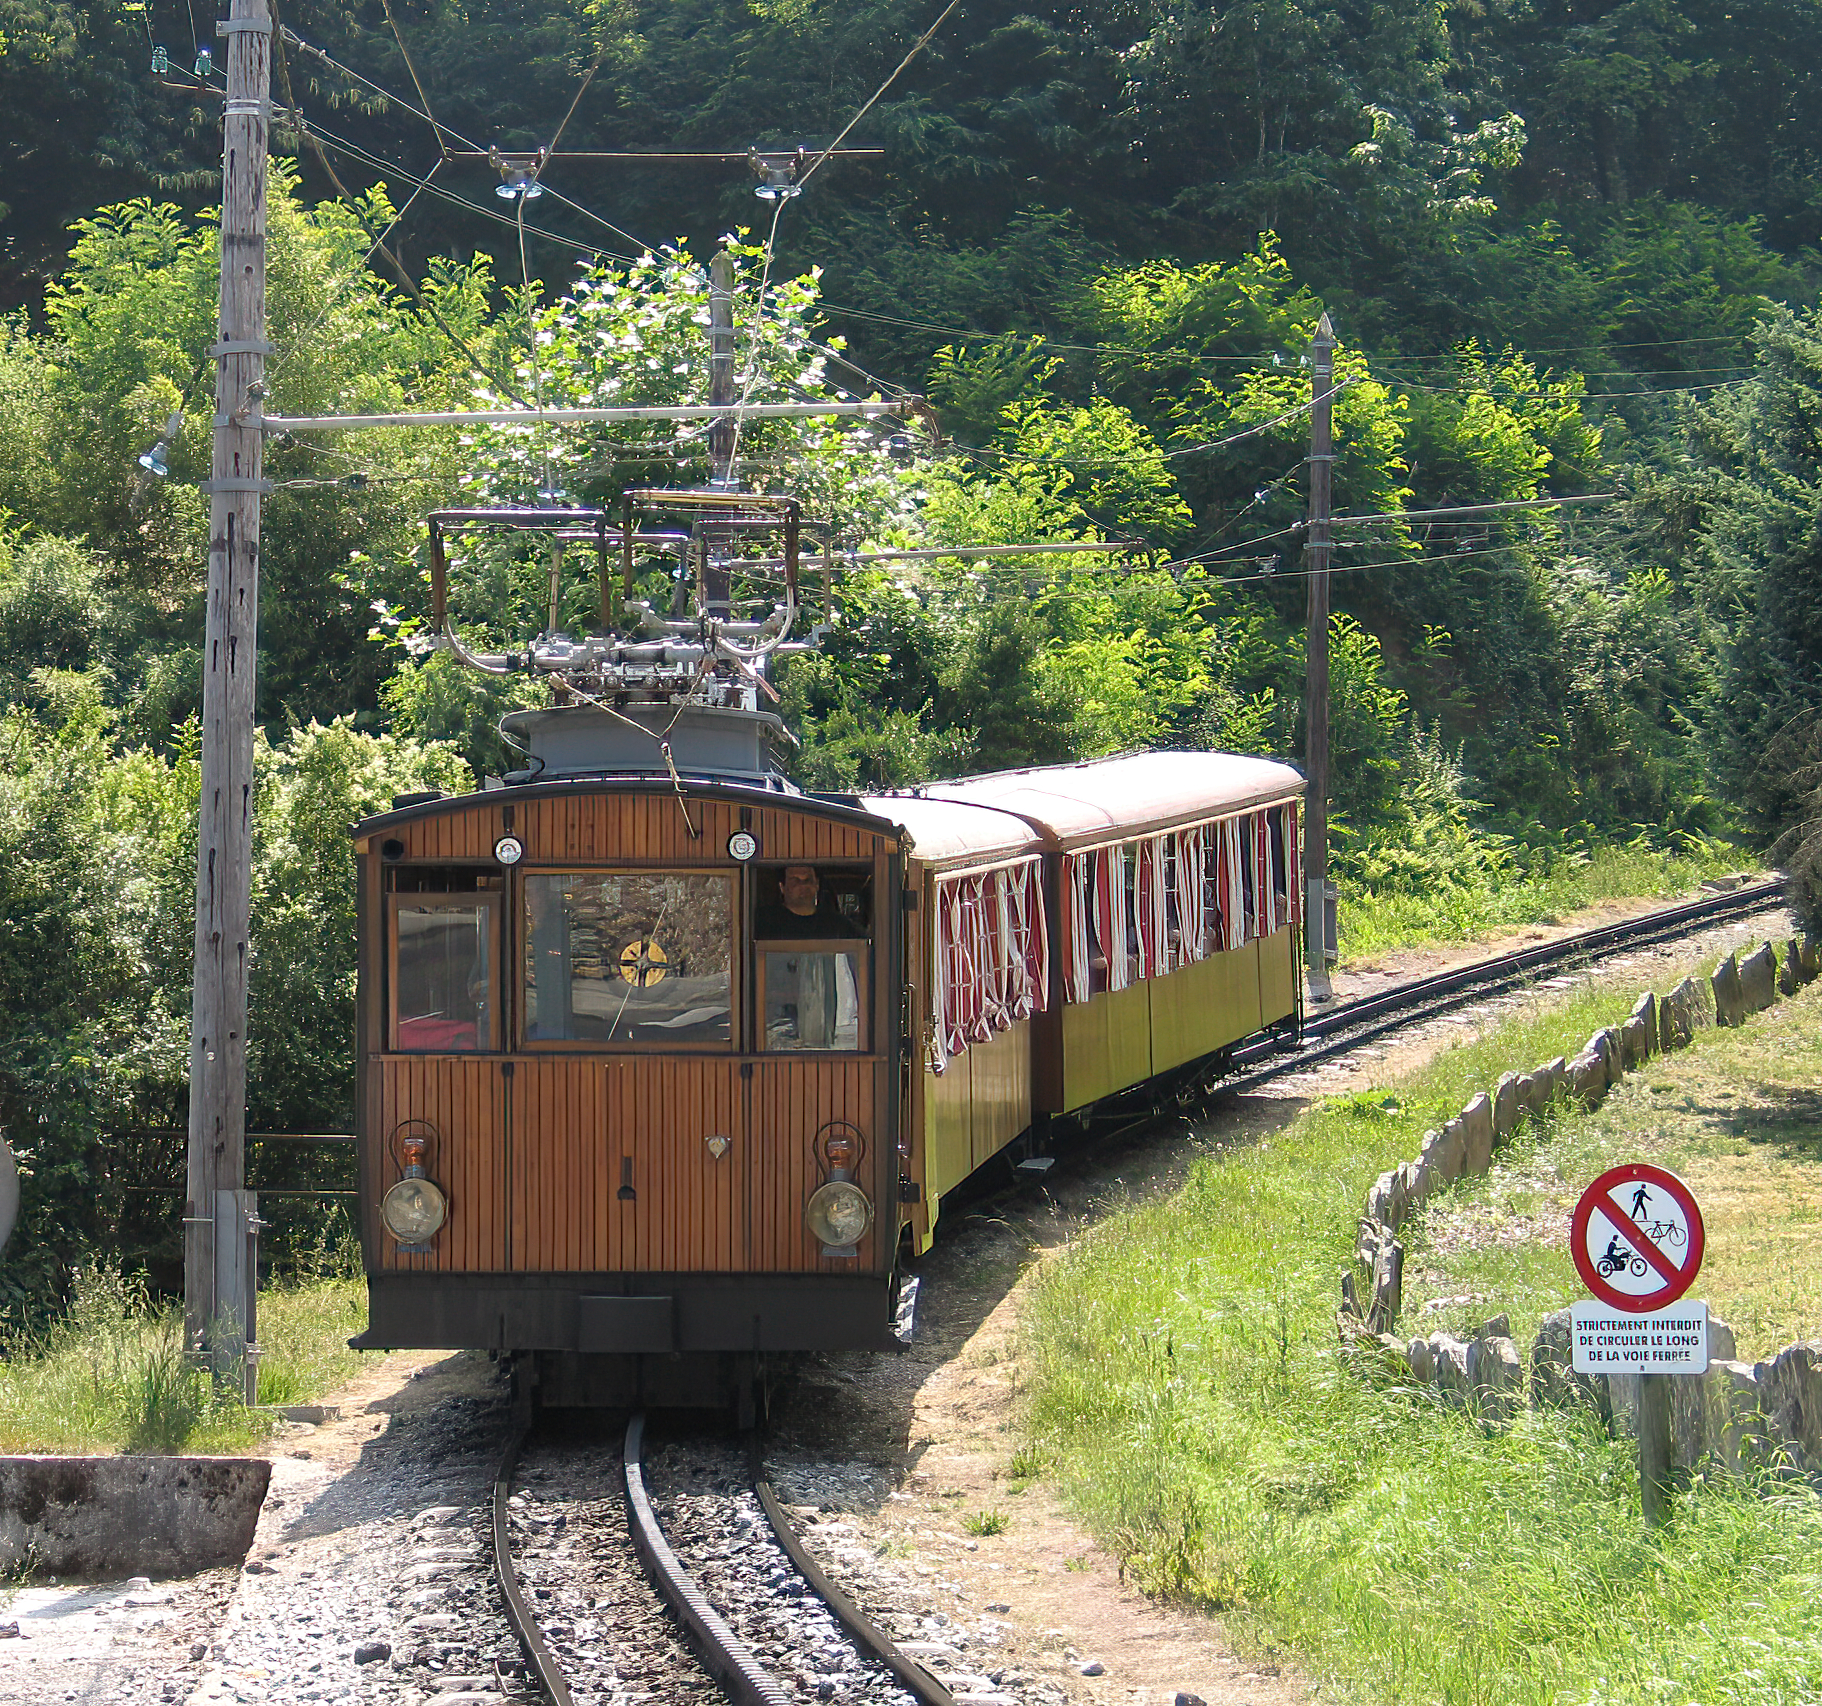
<box><xmin>1740</xmin><ymin>941</ymin><xmax>1777</xmax><ymax>1013</ymax></box>
<box><xmin>1530</xmin><ymin>1308</ymin><xmax>1611</xmax><ymax>1419</ymax></box>
<box><xmin>1669</xmin><ymin>1316</ymin><xmax>1739</xmax><ymax>1468</ymax></box>
<box><xmin>1542</xmin><ymin>1057</ymin><xmax>1568</xmax><ymax>1104</ymax></box>
<box><xmin>1468</xmin><ymin>1334</ymin><xmax>1524</xmax><ymax>1425</ymax></box>
<box><xmin>1420</xmin><ymin>1124</ymin><xmax>1463</xmax><ymax>1186</ymax></box>
<box><xmin>1597</xmin><ymin>1026</ymin><xmax>1624</xmax><ymax>1085</ymax></box>
<box><xmin>1511</xmin><ymin>1073</ymin><xmax>1537</xmax><ymax>1120</ymax></box>
<box><xmin>1407</xmin><ymin>1337</ymin><xmax>1436</xmax><ymax>1383</ymax></box>
<box><xmin>1493</xmin><ymin>1072</ymin><xmax>1520</xmax><ymax>1138</ymax></box>
<box><xmin>1367</xmin><ymin>1238</ymin><xmax>1404</xmax><ymax>1334</ymax></box>
<box><xmin>1801</xmin><ymin>938</ymin><xmax>1822</xmax><ymax>981</ymax></box>
<box><xmin>1619</xmin><ymin>1015</ymin><xmax>1650</xmax><ymax>1070</ymax></box>
<box><xmin>1755</xmin><ymin>1340</ymin><xmax>1822</xmax><ymax>1470</ymax></box>
<box><xmin>1460</xmin><ymin>1093</ymin><xmax>1494</xmax><ymax>1174</ymax></box>
<box><xmin>1367</xmin><ymin>1170</ymin><xmax>1397</xmax><ymax>1230</ymax></box>
<box><xmin>1779</xmin><ymin>939</ymin><xmax>1803</xmax><ymax>997</ymax></box>
<box><xmin>0</xmin><ymin>1456</ymin><xmax>269</xmax><ymax>1578</ymax></box>
<box><xmin>1714</xmin><ymin>1361</ymin><xmax>1768</xmax><ymax>1472</ymax></box>
<box><xmin>1712</xmin><ymin>951</ymin><xmax>1744</xmax><ymax>1026</ymax></box>
<box><xmin>1627</xmin><ymin>992</ymin><xmax>1656</xmax><ymax>1059</ymax></box>
<box><xmin>1430</xmin><ymin>1334</ymin><xmax>1471</xmax><ymax>1402</ymax></box>
<box><xmin>1568</xmin><ymin>1049</ymin><xmax>1607</xmax><ymax>1109</ymax></box>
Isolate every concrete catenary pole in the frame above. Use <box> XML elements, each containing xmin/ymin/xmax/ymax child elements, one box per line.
<box><xmin>184</xmin><ymin>0</ymin><xmax>271</xmax><ymax>1390</ymax></box>
<box><xmin>1303</xmin><ymin>312</ymin><xmax>1336</xmax><ymax>1001</ymax></box>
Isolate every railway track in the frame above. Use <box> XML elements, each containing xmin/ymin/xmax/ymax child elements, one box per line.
<box><xmin>1221</xmin><ymin>876</ymin><xmax>1787</xmax><ymax>1093</ymax></box>
<box><xmin>491</xmin><ymin>1415</ymin><xmax>958</xmax><ymax>1706</ymax></box>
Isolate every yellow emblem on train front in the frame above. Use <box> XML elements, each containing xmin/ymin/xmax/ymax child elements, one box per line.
<box><xmin>618</xmin><ymin>937</ymin><xmax>669</xmax><ymax>986</ymax></box>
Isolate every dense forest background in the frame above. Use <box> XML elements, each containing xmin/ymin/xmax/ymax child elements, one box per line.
<box><xmin>5</xmin><ymin>0</ymin><xmax>1822</xmax><ymax>1314</ymax></box>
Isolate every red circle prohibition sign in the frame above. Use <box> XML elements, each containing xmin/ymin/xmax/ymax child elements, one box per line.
<box><xmin>1570</xmin><ymin>1162</ymin><xmax>1705</xmax><ymax>1311</ymax></box>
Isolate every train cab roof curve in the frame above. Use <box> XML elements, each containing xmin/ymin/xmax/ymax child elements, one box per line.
<box><xmin>909</xmin><ymin>749</ymin><xmax>1306</xmax><ymax>851</ymax></box>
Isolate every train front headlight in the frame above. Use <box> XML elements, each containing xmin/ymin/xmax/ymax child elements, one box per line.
<box><xmin>806</xmin><ymin>1180</ymin><xmax>873</xmax><ymax>1249</ymax></box>
<box><xmin>383</xmin><ymin>1175</ymin><xmax>448</xmax><ymax>1243</ymax></box>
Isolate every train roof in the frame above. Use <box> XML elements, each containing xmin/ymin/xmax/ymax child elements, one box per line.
<box><xmin>912</xmin><ymin>750</ymin><xmax>1305</xmax><ymax>852</ymax></box>
<box><xmin>854</xmin><ymin>795</ymin><xmax>1046</xmax><ymax>870</ymax></box>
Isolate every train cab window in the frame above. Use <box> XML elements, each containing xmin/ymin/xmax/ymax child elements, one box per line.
<box><xmin>754</xmin><ymin>864</ymin><xmax>871</xmax><ymax>1052</ymax></box>
<box><xmin>523</xmin><ymin>872</ymin><xmax>734</xmax><ymax>1046</ymax></box>
<box><xmin>389</xmin><ymin>894</ymin><xmax>499</xmax><ymax>1051</ymax></box>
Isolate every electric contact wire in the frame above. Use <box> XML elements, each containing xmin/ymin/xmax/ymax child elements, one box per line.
<box><xmin>271</xmin><ymin>11</ymin><xmax>535</xmax><ymax>405</ymax></box>
<box><xmin>379</xmin><ymin>0</ymin><xmax>456</xmax><ymax>161</ymax></box>
<box><xmin>797</xmin><ymin>0</ymin><xmax>961</xmax><ymax>188</ymax></box>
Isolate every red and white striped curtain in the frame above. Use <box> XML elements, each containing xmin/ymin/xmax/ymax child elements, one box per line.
<box><xmin>1134</xmin><ymin>835</ymin><xmax>1170</xmax><ymax>980</ymax></box>
<box><xmin>1004</xmin><ymin>861</ymin><xmax>1050</xmax><ymax>1019</ymax></box>
<box><xmin>1173</xmin><ymin>823</ymin><xmax>1209</xmax><ymax>967</ymax></box>
<box><xmin>1092</xmin><ymin>847</ymin><xmax>1132</xmax><ymax>993</ymax></box>
<box><xmin>1254</xmin><ymin>812</ymin><xmax>1274</xmax><ymax>934</ymax></box>
<box><xmin>1217</xmin><ymin>817</ymin><xmax>1247</xmax><ymax>950</ymax></box>
<box><xmin>932</xmin><ymin>860</ymin><xmax>1050</xmax><ymax>1069</ymax></box>
<box><xmin>1283</xmin><ymin>802</ymin><xmax>1302</xmax><ymax>927</ymax></box>
<box><xmin>1060</xmin><ymin>853</ymin><xmax>1093</xmax><ymax>1005</ymax></box>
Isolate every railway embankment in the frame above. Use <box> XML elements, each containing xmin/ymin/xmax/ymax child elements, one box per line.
<box><xmin>1341</xmin><ymin>935</ymin><xmax>1822</xmax><ymax>1478</ymax></box>
<box><xmin>1015</xmin><ymin>931</ymin><xmax>1822</xmax><ymax>1706</ymax></box>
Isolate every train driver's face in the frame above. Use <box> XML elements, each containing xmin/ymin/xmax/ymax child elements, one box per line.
<box><xmin>780</xmin><ymin>865</ymin><xmax>820</xmax><ymax>915</ymax></box>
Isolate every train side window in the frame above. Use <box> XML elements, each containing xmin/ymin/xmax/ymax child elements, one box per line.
<box><xmin>753</xmin><ymin>864</ymin><xmax>872</xmax><ymax>939</ymax></box>
<box><xmin>759</xmin><ymin>946</ymin><xmax>869</xmax><ymax>1051</ymax></box>
<box><xmin>523</xmin><ymin>871</ymin><xmax>734</xmax><ymax>1046</ymax></box>
<box><xmin>388</xmin><ymin>894</ymin><xmax>500</xmax><ymax>1052</ymax></box>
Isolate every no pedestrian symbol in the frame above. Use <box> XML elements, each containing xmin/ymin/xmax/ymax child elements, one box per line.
<box><xmin>1570</xmin><ymin>1162</ymin><xmax>1705</xmax><ymax>1310</ymax></box>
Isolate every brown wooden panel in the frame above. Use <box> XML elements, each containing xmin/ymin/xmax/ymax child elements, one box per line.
<box><xmin>748</xmin><ymin>1057</ymin><xmax>885</xmax><ymax>1273</ymax></box>
<box><xmin>505</xmin><ymin>1057</ymin><xmax>747</xmax><ymax>1273</ymax></box>
<box><xmin>373</xmin><ymin>1057</ymin><xmax>506</xmax><ymax>1273</ymax></box>
<box><xmin>386</xmin><ymin>792</ymin><xmax>886</xmax><ymax>868</ymax></box>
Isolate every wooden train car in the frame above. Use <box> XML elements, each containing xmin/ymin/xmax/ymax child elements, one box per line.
<box><xmin>350</xmin><ymin>710</ymin><xmax>1302</xmax><ymax>1412</ymax></box>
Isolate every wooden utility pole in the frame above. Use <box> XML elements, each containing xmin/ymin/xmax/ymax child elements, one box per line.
<box><xmin>1303</xmin><ymin>312</ymin><xmax>1336</xmax><ymax>1002</ymax></box>
<box><xmin>703</xmin><ymin>249</ymin><xmax>737</xmax><ymax>612</ymax></box>
<box><xmin>185</xmin><ymin>0</ymin><xmax>271</xmax><ymax>1393</ymax></box>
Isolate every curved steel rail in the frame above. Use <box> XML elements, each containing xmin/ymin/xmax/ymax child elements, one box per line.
<box><xmin>752</xmin><ymin>1475</ymin><xmax>957</xmax><ymax>1706</ymax></box>
<box><xmin>491</xmin><ymin>1415</ymin><xmax>577</xmax><ymax>1706</ymax></box>
<box><xmin>1222</xmin><ymin>878</ymin><xmax>1787</xmax><ymax>1093</ymax></box>
<box><xmin>622</xmin><ymin>1414</ymin><xmax>792</xmax><ymax>1706</ymax></box>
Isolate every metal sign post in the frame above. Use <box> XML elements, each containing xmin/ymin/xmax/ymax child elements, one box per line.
<box><xmin>1569</xmin><ymin>1163</ymin><xmax>1708</xmax><ymax>1525</ymax></box>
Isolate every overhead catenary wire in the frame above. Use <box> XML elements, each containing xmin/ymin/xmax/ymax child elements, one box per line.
<box><xmin>378</xmin><ymin>0</ymin><xmax>456</xmax><ymax>160</ymax></box>
<box><xmin>797</xmin><ymin>0</ymin><xmax>960</xmax><ymax>189</ymax></box>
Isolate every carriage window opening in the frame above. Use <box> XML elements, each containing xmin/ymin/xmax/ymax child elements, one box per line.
<box><xmin>1239</xmin><ymin>824</ymin><xmax>1257</xmax><ymax>929</ymax></box>
<box><xmin>1270</xmin><ymin>813</ymin><xmax>1289</xmax><ymax>914</ymax></box>
<box><xmin>754</xmin><ymin>864</ymin><xmax>872</xmax><ymax>939</ymax></box>
<box><xmin>391</xmin><ymin>896</ymin><xmax>497</xmax><ymax>1051</ymax></box>
<box><xmin>523</xmin><ymin>872</ymin><xmax>733</xmax><ymax>1046</ymax></box>
<box><xmin>760</xmin><ymin>947</ymin><xmax>868</xmax><ymax>1052</ymax></box>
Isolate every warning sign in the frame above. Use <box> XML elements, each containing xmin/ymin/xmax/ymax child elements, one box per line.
<box><xmin>1571</xmin><ymin>1300</ymin><xmax>1709</xmax><ymax>1374</ymax></box>
<box><xmin>1569</xmin><ymin>1162</ymin><xmax>1705</xmax><ymax>1312</ymax></box>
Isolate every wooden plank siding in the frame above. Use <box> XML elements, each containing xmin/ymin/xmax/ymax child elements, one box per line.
<box><xmin>360</xmin><ymin>792</ymin><xmax>882</xmax><ymax>866</ymax></box>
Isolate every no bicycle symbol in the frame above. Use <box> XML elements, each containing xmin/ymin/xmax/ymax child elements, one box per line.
<box><xmin>1570</xmin><ymin>1162</ymin><xmax>1705</xmax><ymax>1312</ymax></box>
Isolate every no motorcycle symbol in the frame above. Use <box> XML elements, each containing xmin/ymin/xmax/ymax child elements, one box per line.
<box><xmin>1570</xmin><ymin>1162</ymin><xmax>1706</xmax><ymax>1312</ymax></box>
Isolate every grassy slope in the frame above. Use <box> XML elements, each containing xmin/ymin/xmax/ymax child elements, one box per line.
<box><xmin>0</xmin><ymin>1269</ymin><xmax>371</xmax><ymax>1454</ymax></box>
<box><xmin>1021</xmin><ymin>948</ymin><xmax>1822</xmax><ymax>1706</ymax></box>
<box><xmin>1339</xmin><ymin>843</ymin><xmax>1752</xmax><ymax>961</ymax></box>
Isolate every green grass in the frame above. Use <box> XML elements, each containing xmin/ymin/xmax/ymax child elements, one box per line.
<box><xmin>1340</xmin><ymin>839</ymin><xmax>1752</xmax><ymax>962</ymax></box>
<box><xmin>1020</xmin><ymin>948</ymin><xmax>1822</xmax><ymax>1706</ymax></box>
<box><xmin>0</xmin><ymin>1259</ymin><xmax>374</xmax><ymax>1454</ymax></box>
<box><xmin>1408</xmin><ymin>970</ymin><xmax>1822</xmax><ymax>1362</ymax></box>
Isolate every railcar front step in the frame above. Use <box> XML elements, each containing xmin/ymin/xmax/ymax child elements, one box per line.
<box><xmin>1015</xmin><ymin>1156</ymin><xmax>1056</xmax><ymax>1175</ymax></box>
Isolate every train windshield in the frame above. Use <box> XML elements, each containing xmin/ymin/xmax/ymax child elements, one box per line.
<box><xmin>391</xmin><ymin>897</ymin><xmax>497</xmax><ymax>1051</ymax></box>
<box><xmin>523</xmin><ymin>872</ymin><xmax>734</xmax><ymax>1046</ymax></box>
